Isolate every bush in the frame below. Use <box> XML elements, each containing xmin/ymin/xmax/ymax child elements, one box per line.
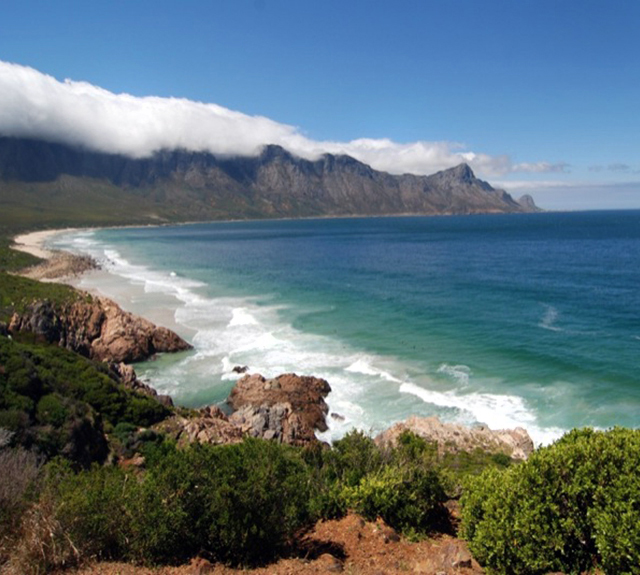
<box><xmin>43</xmin><ymin>460</ymin><xmax>132</xmax><ymax>562</ymax></box>
<box><xmin>461</xmin><ymin>428</ymin><xmax>640</xmax><ymax>575</ymax></box>
<box><xmin>306</xmin><ymin>430</ymin><xmax>449</xmax><ymax>537</ymax></box>
<box><xmin>345</xmin><ymin>463</ymin><xmax>448</xmax><ymax>539</ymax></box>
<box><xmin>0</xmin><ymin>336</ymin><xmax>169</xmax><ymax>464</ymax></box>
<box><xmin>306</xmin><ymin>429</ymin><xmax>384</xmax><ymax>519</ymax></box>
<box><xmin>32</xmin><ymin>438</ymin><xmax>313</xmax><ymax>567</ymax></box>
<box><xmin>143</xmin><ymin>438</ymin><xmax>313</xmax><ymax>565</ymax></box>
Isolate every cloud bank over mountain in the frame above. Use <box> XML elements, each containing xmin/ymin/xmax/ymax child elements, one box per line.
<box><xmin>0</xmin><ymin>61</ymin><xmax>565</xmax><ymax>177</ymax></box>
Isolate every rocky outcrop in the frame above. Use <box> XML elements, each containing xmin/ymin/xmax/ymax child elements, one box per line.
<box><xmin>8</xmin><ymin>296</ymin><xmax>192</xmax><ymax>363</ymax></box>
<box><xmin>18</xmin><ymin>251</ymin><xmax>99</xmax><ymax>281</ymax></box>
<box><xmin>111</xmin><ymin>362</ymin><xmax>174</xmax><ymax>407</ymax></box>
<box><xmin>155</xmin><ymin>405</ymin><xmax>244</xmax><ymax>446</ymax></box>
<box><xmin>158</xmin><ymin>372</ymin><xmax>332</xmax><ymax>447</ymax></box>
<box><xmin>375</xmin><ymin>415</ymin><xmax>534</xmax><ymax>460</ymax></box>
<box><xmin>518</xmin><ymin>193</ymin><xmax>543</xmax><ymax>212</ymax></box>
<box><xmin>228</xmin><ymin>373</ymin><xmax>331</xmax><ymax>444</ymax></box>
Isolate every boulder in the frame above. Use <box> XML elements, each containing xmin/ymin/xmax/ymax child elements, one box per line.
<box><xmin>227</xmin><ymin>372</ymin><xmax>331</xmax><ymax>445</ymax></box>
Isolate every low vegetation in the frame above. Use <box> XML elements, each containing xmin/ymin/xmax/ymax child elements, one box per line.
<box><xmin>461</xmin><ymin>427</ymin><xmax>640</xmax><ymax>575</ymax></box>
<box><xmin>0</xmin><ymin>336</ymin><xmax>170</xmax><ymax>466</ymax></box>
<box><xmin>0</xmin><ymin>238</ymin><xmax>83</xmax><ymax>323</ymax></box>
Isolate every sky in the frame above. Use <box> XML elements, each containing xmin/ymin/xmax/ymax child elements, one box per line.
<box><xmin>1</xmin><ymin>0</ymin><xmax>639</xmax><ymax>210</ymax></box>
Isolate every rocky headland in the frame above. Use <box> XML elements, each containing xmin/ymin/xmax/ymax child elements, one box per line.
<box><xmin>8</xmin><ymin>295</ymin><xmax>192</xmax><ymax>364</ymax></box>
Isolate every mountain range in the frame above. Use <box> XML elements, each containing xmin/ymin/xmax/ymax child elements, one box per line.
<box><xmin>0</xmin><ymin>136</ymin><xmax>539</xmax><ymax>229</ymax></box>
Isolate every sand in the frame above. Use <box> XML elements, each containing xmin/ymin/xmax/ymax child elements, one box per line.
<box><xmin>12</xmin><ymin>229</ymin><xmax>76</xmax><ymax>259</ymax></box>
<box><xmin>11</xmin><ymin>229</ymin><xmax>100</xmax><ymax>282</ymax></box>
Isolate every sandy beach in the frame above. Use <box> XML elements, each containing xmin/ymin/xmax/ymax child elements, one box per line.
<box><xmin>12</xmin><ymin>228</ymin><xmax>100</xmax><ymax>282</ymax></box>
<box><xmin>12</xmin><ymin>229</ymin><xmax>75</xmax><ymax>259</ymax></box>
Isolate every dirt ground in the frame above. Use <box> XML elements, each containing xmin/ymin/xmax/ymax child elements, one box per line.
<box><xmin>63</xmin><ymin>514</ymin><xmax>484</xmax><ymax>575</ymax></box>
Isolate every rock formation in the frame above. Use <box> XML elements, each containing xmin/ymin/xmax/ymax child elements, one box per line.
<box><xmin>375</xmin><ymin>415</ymin><xmax>534</xmax><ymax>460</ymax></box>
<box><xmin>111</xmin><ymin>362</ymin><xmax>174</xmax><ymax>407</ymax></box>
<box><xmin>227</xmin><ymin>372</ymin><xmax>331</xmax><ymax>444</ymax></box>
<box><xmin>517</xmin><ymin>193</ymin><xmax>542</xmax><ymax>212</ymax></box>
<box><xmin>155</xmin><ymin>405</ymin><xmax>244</xmax><ymax>447</ymax></box>
<box><xmin>158</xmin><ymin>372</ymin><xmax>332</xmax><ymax>447</ymax></box>
<box><xmin>8</xmin><ymin>296</ymin><xmax>192</xmax><ymax>363</ymax></box>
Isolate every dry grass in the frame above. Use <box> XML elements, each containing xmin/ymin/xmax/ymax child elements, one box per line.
<box><xmin>1</xmin><ymin>498</ymin><xmax>79</xmax><ymax>575</ymax></box>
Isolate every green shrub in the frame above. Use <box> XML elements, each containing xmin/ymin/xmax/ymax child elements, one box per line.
<box><xmin>36</xmin><ymin>393</ymin><xmax>68</xmax><ymax>427</ymax></box>
<box><xmin>461</xmin><ymin>427</ymin><xmax>640</xmax><ymax>575</ymax></box>
<box><xmin>145</xmin><ymin>438</ymin><xmax>312</xmax><ymax>565</ymax></box>
<box><xmin>0</xmin><ymin>336</ymin><xmax>169</xmax><ymax>464</ymax></box>
<box><xmin>345</xmin><ymin>462</ymin><xmax>448</xmax><ymax>539</ymax></box>
<box><xmin>43</xmin><ymin>460</ymin><xmax>132</xmax><ymax>561</ymax></box>
<box><xmin>307</xmin><ymin>429</ymin><xmax>384</xmax><ymax>519</ymax></box>
<box><xmin>324</xmin><ymin>429</ymin><xmax>383</xmax><ymax>486</ymax></box>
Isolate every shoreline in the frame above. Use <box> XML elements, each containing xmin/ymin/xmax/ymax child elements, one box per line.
<box><xmin>12</xmin><ymin>228</ymin><xmax>101</xmax><ymax>283</ymax></box>
<box><xmin>12</xmin><ymin>228</ymin><xmax>85</xmax><ymax>260</ymax></box>
<box><xmin>8</xmin><ymin>223</ymin><xmax>572</xmax><ymax>446</ymax></box>
<box><xmin>11</xmin><ymin>227</ymin><xmax>196</xmax><ymax>340</ymax></box>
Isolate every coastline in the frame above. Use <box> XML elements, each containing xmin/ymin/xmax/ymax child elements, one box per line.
<box><xmin>11</xmin><ymin>227</ymin><xmax>197</xmax><ymax>341</ymax></box>
<box><xmin>13</xmin><ymin>228</ymin><xmax>81</xmax><ymax>259</ymax></box>
<box><xmin>15</xmin><ymin>215</ymin><xmax>630</xmax><ymax>447</ymax></box>
<box><xmin>12</xmin><ymin>228</ymin><xmax>101</xmax><ymax>282</ymax></box>
<box><xmin>8</xmin><ymin>224</ymin><xmax>552</xmax><ymax>444</ymax></box>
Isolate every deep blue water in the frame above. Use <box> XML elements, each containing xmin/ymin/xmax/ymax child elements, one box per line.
<box><xmin>54</xmin><ymin>211</ymin><xmax>640</xmax><ymax>444</ymax></box>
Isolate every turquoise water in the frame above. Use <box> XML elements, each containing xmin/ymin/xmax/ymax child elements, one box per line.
<box><xmin>52</xmin><ymin>211</ymin><xmax>640</xmax><ymax>444</ymax></box>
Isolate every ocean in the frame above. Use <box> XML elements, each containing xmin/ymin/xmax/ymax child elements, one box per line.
<box><xmin>50</xmin><ymin>211</ymin><xmax>640</xmax><ymax>445</ymax></box>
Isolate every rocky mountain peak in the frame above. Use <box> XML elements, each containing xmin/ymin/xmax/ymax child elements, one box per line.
<box><xmin>259</xmin><ymin>144</ymin><xmax>295</xmax><ymax>162</ymax></box>
<box><xmin>426</xmin><ymin>162</ymin><xmax>495</xmax><ymax>193</ymax></box>
<box><xmin>517</xmin><ymin>194</ymin><xmax>542</xmax><ymax>212</ymax></box>
<box><xmin>449</xmin><ymin>162</ymin><xmax>475</xmax><ymax>182</ymax></box>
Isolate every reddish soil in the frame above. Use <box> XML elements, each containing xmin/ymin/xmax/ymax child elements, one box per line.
<box><xmin>63</xmin><ymin>514</ymin><xmax>484</xmax><ymax>575</ymax></box>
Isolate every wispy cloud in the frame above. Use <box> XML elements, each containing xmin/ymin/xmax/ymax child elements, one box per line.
<box><xmin>1</xmin><ymin>60</ymin><xmax>565</xmax><ymax>178</ymax></box>
<box><xmin>590</xmin><ymin>163</ymin><xmax>637</xmax><ymax>174</ymax></box>
<box><xmin>493</xmin><ymin>179</ymin><xmax>640</xmax><ymax>210</ymax></box>
<box><xmin>608</xmin><ymin>163</ymin><xmax>631</xmax><ymax>172</ymax></box>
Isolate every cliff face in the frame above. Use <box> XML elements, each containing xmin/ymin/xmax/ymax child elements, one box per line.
<box><xmin>8</xmin><ymin>295</ymin><xmax>192</xmax><ymax>363</ymax></box>
<box><xmin>0</xmin><ymin>136</ymin><xmax>537</xmax><ymax>219</ymax></box>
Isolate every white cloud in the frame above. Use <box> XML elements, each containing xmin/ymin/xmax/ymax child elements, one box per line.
<box><xmin>0</xmin><ymin>60</ymin><xmax>563</xmax><ymax>178</ymax></box>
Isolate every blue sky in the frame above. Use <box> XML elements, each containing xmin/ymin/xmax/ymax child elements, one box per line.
<box><xmin>1</xmin><ymin>0</ymin><xmax>639</xmax><ymax>209</ymax></box>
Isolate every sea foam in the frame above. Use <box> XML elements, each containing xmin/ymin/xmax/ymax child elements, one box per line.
<box><xmin>50</xmin><ymin>228</ymin><xmax>568</xmax><ymax>445</ymax></box>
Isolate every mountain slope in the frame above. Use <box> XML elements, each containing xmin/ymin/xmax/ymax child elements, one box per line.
<box><xmin>0</xmin><ymin>136</ymin><xmax>536</xmax><ymax>229</ymax></box>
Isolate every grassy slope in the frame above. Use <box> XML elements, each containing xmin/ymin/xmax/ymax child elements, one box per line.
<box><xmin>0</xmin><ymin>177</ymin><xmax>176</xmax><ymax>233</ymax></box>
<box><xmin>0</xmin><ymin>237</ymin><xmax>83</xmax><ymax>322</ymax></box>
<box><xmin>0</xmin><ymin>175</ymin><xmax>276</xmax><ymax>235</ymax></box>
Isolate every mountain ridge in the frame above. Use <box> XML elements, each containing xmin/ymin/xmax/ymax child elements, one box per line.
<box><xmin>0</xmin><ymin>136</ymin><xmax>539</xmax><ymax>228</ymax></box>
